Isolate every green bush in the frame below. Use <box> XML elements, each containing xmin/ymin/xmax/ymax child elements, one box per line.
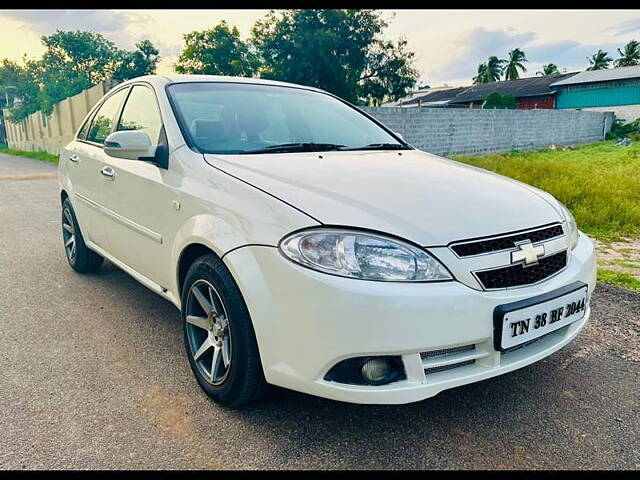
<box><xmin>482</xmin><ymin>92</ymin><xmax>516</xmax><ymax>109</ymax></box>
<box><xmin>605</xmin><ymin>118</ymin><xmax>640</xmax><ymax>140</ymax></box>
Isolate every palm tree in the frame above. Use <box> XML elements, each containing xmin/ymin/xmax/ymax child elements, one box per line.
<box><xmin>615</xmin><ymin>40</ymin><xmax>640</xmax><ymax>67</ymax></box>
<box><xmin>536</xmin><ymin>63</ymin><xmax>560</xmax><ymax>76</ymax></box>
<box><xmin>473</xmin><ymin>63</ymin><xmax>489</xmax><ymax>84</ymax></box>
<box><xmin>503</xmin><ymin>48</ymin><xmax>528</xmax><ymax>80</ymax></box>
<box><xmin>486</xmin><ymin>56</ymin><xmax>505</xmax><ymax>82</ymax></box>
<box><xmin>586</xmin><ymin>49</ymin><xmax>612</xmax><ymax>70</ymax></box>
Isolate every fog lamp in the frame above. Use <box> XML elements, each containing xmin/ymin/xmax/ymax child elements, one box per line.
<box><xmin>361</xmin><ymin>358</ymin><xmax>395</xmax><ymax>383</ymax></box>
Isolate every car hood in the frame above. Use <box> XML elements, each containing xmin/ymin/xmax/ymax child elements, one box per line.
<box><xmin>203</xmin><ymin>149</ymin><xmax>563</xmax><ymax>246</ymax></box>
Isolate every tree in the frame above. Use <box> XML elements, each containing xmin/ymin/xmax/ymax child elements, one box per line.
<box><xmin>113</xmin><ymin>40</ymin><xmax>160</xmax><ymax>81</ymax></box>
<box><xmin>251</xmin><ymin>9</ymin><xmax>419</xmax><ymax>105</ymax></box>
<box><xmin>483</xmin><ymin>92</ymin><xmax>516</xmax><ymax>109</ymax></box>
<box><xmin>615</xmin><ymin>40</ymin><xmax>640</xmax><ymax>67</ymax></box>
<box><xmin>175</xmin><ymin>21</ymin><xmax>259</xmax><ymax>76</ymax></box>
<box><xmin>473</xmin><ymin>63</ymin><xmax>489</xmax><ymax>84</ymax></box>
<box><xmin>485</xmin><ymin>56</ymin><xmax>505</xmax><ymax>82</ymax></box>
<box><xmin>536</xmin><ymin>63</ymin><xmax>560</xmax><ymax>76</ymax></box>
<box><xmin>503</xmin><ymin>48</ymin><xmax>528</xmax><ymax>80</ymax></box>
<box><xmin>2</xmin><ymin>30</ymin><xmax>159</xmax><ymax>120</ymax></box>
<box><xmin>0</xmin><ymin>58</ymin><xmax>40</xmax><ymax>121</ymax></box>
<box><xmin>586</xmin><ymin>49</ymin><xmax>612</xmax><ymax>70</ymax></box>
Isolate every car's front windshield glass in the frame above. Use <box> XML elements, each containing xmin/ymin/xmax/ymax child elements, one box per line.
<box><xmin>167</xmin><ymin>82</ymin><xmax>410</xmax><ymax>155</ymax></box>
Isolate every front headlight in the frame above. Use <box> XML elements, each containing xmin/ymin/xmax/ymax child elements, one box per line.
<box><xmin>559</xmin><ymin>203</ymin><xmax>579</xmax><ymax>250</ymax></box>
<box><xmin>279</xmin><ymin>228</ymin><xmax>453</xmax><ymax>282</ymax></box>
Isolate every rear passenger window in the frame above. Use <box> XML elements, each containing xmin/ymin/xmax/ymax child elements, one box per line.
<box><xmin>76</xmin><ymin>112</ymin><xmax>94</xmax><ymax>140</ymax></box>
<box><xmin>86</xmin><ymin>88</ymin><xmax>129</xmax><ymax>144</ymax></box>
<box><xmin>117</xmin><ymin>85</ymin><xmax>163</xmax><ymax>143</ymax></box>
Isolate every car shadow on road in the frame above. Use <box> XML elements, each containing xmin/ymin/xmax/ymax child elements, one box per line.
<box><xmin>83</xmin><ymin>261</ymin><xmax>632</xmax><ymax>469</ymax></box>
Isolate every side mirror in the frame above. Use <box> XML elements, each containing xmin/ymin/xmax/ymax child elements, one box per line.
<box><xmin>393</xmin><ymin>131</ymin><xmax>404</xmax><ymax>141</ymax></box>
<box><xmin>103</xmin><ymin>130</ymin><xmax>157</xmax><ymax>161</ymax></box>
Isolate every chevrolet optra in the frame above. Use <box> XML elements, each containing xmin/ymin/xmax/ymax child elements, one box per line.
<box><xmin>58</xmin><ymin>75</ymin><xmax>596</xmax><ymax>406</ymax></box>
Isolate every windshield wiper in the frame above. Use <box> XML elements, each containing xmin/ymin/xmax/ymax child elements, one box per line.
<box><xmin>337</xmin><ymin>143</ymin><xmax>411</xmax><ymax>151</ymax></box>
<box><xmin>240</xmin><ymin>143</ymin><xmax>346</xmax><ymax>154</ymax></box>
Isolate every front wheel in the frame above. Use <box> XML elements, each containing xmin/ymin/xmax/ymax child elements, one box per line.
<box><xmin>182</xmin><ymin>253</ymin><xmax>269</xmax><ymax>407</ymax></box>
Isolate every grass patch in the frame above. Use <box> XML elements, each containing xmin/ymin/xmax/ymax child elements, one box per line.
<box><xmin>453</xmin><ymin>141</ymin><xmax>640</xmax><ymax>242</ymax></box>
<box><xmin>0</xmin><ymin>147</ymin><xmax>59</xmax><ymax>164</ymax></box>
<box><xmin>597</xmin><ymin>269</ymin><xmax>640</xmax><ymax>293</ymax></box>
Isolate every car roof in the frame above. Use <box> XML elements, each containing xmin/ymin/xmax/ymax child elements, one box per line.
<box><xmin>121</xmin><ymin>74</ymin><xmax>327</xmax><ymax>94</ymax></box>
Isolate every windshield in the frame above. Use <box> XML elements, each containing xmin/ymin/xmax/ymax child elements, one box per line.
<box><xmin>167</xmin><ymin>82</ymin><xmax>409</xmax><ymax>154</ymax></box>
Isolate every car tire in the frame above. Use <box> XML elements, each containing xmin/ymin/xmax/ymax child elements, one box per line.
<box><xmin>181</xmin><ymin>253</ymin><xmax>270</xmax><ymax>407</ymax></box>
<box><xmin>61</xmin><ymin>197</ymin><xmax>104</xmax><ymax>273</ymax></box>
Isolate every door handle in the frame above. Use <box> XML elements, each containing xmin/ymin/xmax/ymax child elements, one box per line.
<box><xmin>100</xmin><ymin>166</ymin><xmax>116</xmax><ymax>180</ymax></box>
<box><xmin>69</xmin><ymin>154</ymin><xmax>80</xmax><ymax>163</ymax></box>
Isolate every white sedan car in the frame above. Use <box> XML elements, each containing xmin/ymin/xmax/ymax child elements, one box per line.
<box><xmin>58</xmin><ymin>75</ymin><xmax>596</xmax><ymax>406</ymax></box>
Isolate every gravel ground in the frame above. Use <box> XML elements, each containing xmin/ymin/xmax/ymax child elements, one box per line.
<box><xmin>0</xmin><ymin>152</ymin><xmax>639</xmax><ymax>470</ymax></box>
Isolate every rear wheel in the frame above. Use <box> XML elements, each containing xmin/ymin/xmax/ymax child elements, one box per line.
<box><xmin>61</xmin><ymin>197</ymin><xmax>103</xmax><ymax>273</ymax></box>
<box><xmin>182</xmin><ymin>253</ymin><xmax>269</xmax><ymax>407</ymax></box>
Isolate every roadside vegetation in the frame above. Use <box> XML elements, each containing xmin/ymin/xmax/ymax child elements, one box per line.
<box><xmin>453</xmin><ymin>141</ymin><xmax>640</xmax><ymax>242</ymax></box>
<box><xmin>0</xmin><ymin>147</ymin><xmax>58</xmax><ymax>164</ymax></box>
<box><xmin>597</xmin><ymin>269</ymin><xmax>640</xmax><ymax>293</ymax></box>
<box><xmin>454</xmin><ymin>140</ymin><xmax>640</xmax><ymax>292</ymax></box>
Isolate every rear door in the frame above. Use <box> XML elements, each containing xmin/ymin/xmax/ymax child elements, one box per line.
<box><xmin>65</xmin><ymin>86</ymin><xmax>129</xmax><ymax>250</ymax></box>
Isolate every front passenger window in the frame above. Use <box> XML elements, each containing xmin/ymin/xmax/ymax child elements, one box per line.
<box><xmin>86</xmin><ymin>88</ymin><xmax>129</xmax><ymax>145</ymax></box>
<box><xmin>117</xmin><ymin>85</ymin><xmax>163</xmax><ymax>144</ymax></box>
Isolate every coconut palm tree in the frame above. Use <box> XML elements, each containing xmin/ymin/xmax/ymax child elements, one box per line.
<box><xmin>586</xmin><ymin>49</ymin><xmax>612</xmax><ymax>70</ymax></box>
<box><xmin>536</xmin><ymin>63</ymin><xmax>560</xmax><ymax>76</ymax></box>
<box><xmin>503</xmin><ymin>48</ymin><xmax>528</xmax><ymax>80</ymax></box>
<box><xmin>485</xmin><ymin>56</ymin><xmax>505</xmax><ymax>82</ymax></box>
<box><xmin>473</xmin><ymin>63</ymin><xmax>489</xmax><ymax>84</ymax></box>
<box><xmin>615</xmin><ymin>40</ymin><xmax>640</xmax><ymax>67</ymax></box>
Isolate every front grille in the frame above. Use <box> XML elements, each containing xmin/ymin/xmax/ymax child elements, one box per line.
<box><xmin>451</xmin><ymin>224</ymin><xmax>564</xmax><ymax>257</ymax></box>
<box><xmin>475</xmin><ymin>250</ymin><xmax>567</xmax><ymax>289</ymax></box>
<box><xmin>424</xmin><ymin>359</ymin><xmax>475</xmax><ymax>375</ymax></box>
<box><xmin>420</xmin><ymin>344</ymin><xmax>474</xmax><ymax>360</ymax></box>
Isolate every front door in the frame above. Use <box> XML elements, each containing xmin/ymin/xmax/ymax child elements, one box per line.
<box><xmin>99</xmin><ymin>84</ymin><xmax>175</xmax><ymax>288</ymax></box>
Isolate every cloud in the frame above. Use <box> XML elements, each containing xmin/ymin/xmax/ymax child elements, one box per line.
<box><xmin>527</xmin><ymin>40</ymin><xmax>623</xmax><ymax>72</ymax></box>
<box><xmin>608</xmin><ymin>17</ymin><xmax>640</xmax><ymax>36</ymax></box>
<box><xmin>429</xmin><ymin>27</ymin><xmax>537</xmax><ymax>84</ymax></box>
<box><xmin>1</xmin><ymin>10</ymin><xmax>137</xmax><ymax>35</ymax></box>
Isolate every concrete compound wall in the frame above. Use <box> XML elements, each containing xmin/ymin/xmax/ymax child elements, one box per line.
<box><xmin>362</xmin><ymin>106</ymin><xmax>615</xmax><ymax>156</ymax></box>
<box><xmin>3</xmin><ymin>82</ymin><xmax>112</xmax><ymax>156</ymax></box>
<box><xmin>580</xmin><ymin>104</ymin><xmax>640</xmax><ymax>123</ymax></box>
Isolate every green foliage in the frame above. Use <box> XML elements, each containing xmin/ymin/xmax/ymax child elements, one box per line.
<box><xmin>536</xmin><ymin>63</ymin><xmax>560</xmax><ymax>76</ymax></box>
<box><xmin>615</xmin><ymin>40</ymin><xmax>640</xmax><ymax>67</ymax></box>
<box><xmin>605</xmin><ymin>118</ymin><xmax>640</xmax><ymax>140</ymax></box>
<box><xmin>597</xmin><ymin>269</ymin><xmax>640</xmax><ymax>293</ymax></box>
<box><xmin>473</xmin><ymin>55</ymin><xmax>505</xmax><ymax>84</ymax></box>
<box><xmin>0</xmin><ymin>30</ymin><xmax>159</xmax><ymax>121</ymax></box>
<box><xmin>482</xmin><ymin>92</ymin><xmax>516</xmax><ymax>109</ymax></box>
<box><xmin>0</xmin><ymin>147</ymin><xmax>59</xmax><ymax>164</ymax></box>
<box><xmin>503</xmin><ymin>48</ymin><xmax>528</xmax><ymax>81</ymax></box>
<box><xmin>0</xmin><ymin>58</ymin><xmax>41</xmax><ymax>121</ymax></box>
<box><xmin>452</xmin><ymin>141</ymin><xmax>640</xmax><ymax>242</ymax></box>
<box><xmin>250</xmin><ymin>9</ymin><xmax>419</xmax><ymax>105</ymax></box>
<box><xmin>586</xmin><ymin>49</ymin><xmax>612</xmax><ymax>70</ymax></box>
<box><xmin>175</xmin><ymin>21</ymin><xmax>259</xmax><ymax>77</ymax></box>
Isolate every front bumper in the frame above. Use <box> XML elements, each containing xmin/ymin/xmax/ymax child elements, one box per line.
<box><xmin>223</xmin><ymin>233</ymin><xmax>597</xmax><ymax>404</ymax></box>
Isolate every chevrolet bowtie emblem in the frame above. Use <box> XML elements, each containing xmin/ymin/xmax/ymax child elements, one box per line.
<box><xmin>511</xmin><ymin>240</ymin><xmax>545</xmax><ymax>266</ymax></box>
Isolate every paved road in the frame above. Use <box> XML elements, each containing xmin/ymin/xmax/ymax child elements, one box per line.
<box><xmin>1</xmin><ymin>152</ymin><xmax>639</xmax><ymax>470</ymax></box>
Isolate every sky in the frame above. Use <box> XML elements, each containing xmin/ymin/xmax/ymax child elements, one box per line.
<box><xmin>1</xmin><ymin>9</ymin><xmax>639</xmax><ymax>88</ymax></box>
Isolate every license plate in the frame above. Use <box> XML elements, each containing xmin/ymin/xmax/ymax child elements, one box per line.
<box><xmin>493</xmin><ymin>282</ymin><xmax>589</xmax><ymax>351</ymax></box>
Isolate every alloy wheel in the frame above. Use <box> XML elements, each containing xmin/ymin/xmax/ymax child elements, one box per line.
<box><xmin>185</xmin><ymin>279</ymin><xmax>232</xmax><ymax>385</ymax></box>
<box><xmin>62</xmin><ymin>207</ymin><xmax>76</xmax><ymax>264</ymax></box>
